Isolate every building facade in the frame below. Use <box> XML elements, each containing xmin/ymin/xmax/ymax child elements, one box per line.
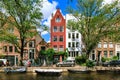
<box><xmin>0</xmin><ymin>16</ymin><xmax>44</xmax><ymax>66</ymax></box>
<box><xmin>115</xmin><ymin>43</ymin><xmax>120</xmax><ymax>59</ymax></box>
<box><xmin>66</xmin><ymin>14</ymin><xmax>82</xmax><ymax>59</ymax></box>
<box><xmin>0</xmin><ymin>33</ymin><xmax>43</xmax><ymax>66</ymax></box>
<box><xmin>50</xmin><ymin>9</ymin><xmax>66</xmax><ymax>52</ymax></box>
<box><xmin>50</xmin><ymin>9</ymin><xmax>66</xmax><ymax>62</ymax></box>
<box><xmin>89</xmin><ymin>40</ymin><xmax>115</xmax><ymax>62</ymax></box>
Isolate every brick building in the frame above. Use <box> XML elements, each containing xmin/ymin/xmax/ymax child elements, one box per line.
<box><xmin>0</xmin><ymin>17</ymin><xmax>45</xmax><ymax>66</ymax></box>
<box><xmin>50</xmin><ymin>9</ymin><xmax>66</xmax><ymax>62</ymax></box>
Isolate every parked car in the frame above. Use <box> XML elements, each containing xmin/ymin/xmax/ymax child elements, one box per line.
<box><xmin>56</xmin><ymin>60</ymin><xmax>75</xmax><ymax>67</ymax></box>
<box><xmin>102</xmin><ymin>60</ymin><xmax>120</xmax><ymax>67</ymax></box>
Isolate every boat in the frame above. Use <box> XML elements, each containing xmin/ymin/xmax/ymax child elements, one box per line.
<box><xmin>68</xmin><ymin>69</ymin><xmax>91</xmax><ymax>74</ymax></box>
<box><xmin>96</xmin><ymin>69</ymin><xmax>110</xmax><ymax>73</ymax></box>
<box><xmin>35</xmin><ymin>69</ymin><xmax>62</xmax><ymax>76</ymax></box>
<box><xmin>4</xmin><ymin>66</ymin><xmax>27</xmax><ymax>74</ymax></box>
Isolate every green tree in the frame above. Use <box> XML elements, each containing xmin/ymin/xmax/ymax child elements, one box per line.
<box><xmin>67</xmin><ymin>0</ymin><xmax>120</xmax><ymax>59</ymax></box>
<box><xmin>45</xmin><ymin>48</ymin><xmax>55</xmax><ymax>61</ymax></box>
<box><xmin>39</xmin><ymin>48</ymin><xmax>55</xmax><ymax>66</ymax></box>
<box><xmin>0</xmin><ymin>0</ymin><xmax>44</xmax><ymax>65</ymax></box>
<box><xmin>75</xmin><ymin>54</ymin><xmax>87</xmax><ymax>65</ymax></box>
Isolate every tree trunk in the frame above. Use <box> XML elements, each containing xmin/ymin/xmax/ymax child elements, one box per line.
<box><xmin>19</xmin><ymin>39</ymin><xmax>24</xmax><ymax>66</ymax></box>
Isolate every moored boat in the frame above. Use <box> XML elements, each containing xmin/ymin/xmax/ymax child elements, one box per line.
<box><xmin>96</xmin><ymin>69</ymin><xmax>109</xmax><ymax>73</ymax></box>
<box><xmin>35</xmin><ymin>69</ymin><xmax>62</xmax><ymax>76</ymax></box>
<box><xmin>4</xmin><ymin>66</ymin><xmax>27</xmax><ymax>74</ymax></box>
<box><xmin>68</xmin><ymin>69</ymin><xmax>91</xmax><ymax>74</ymax></box>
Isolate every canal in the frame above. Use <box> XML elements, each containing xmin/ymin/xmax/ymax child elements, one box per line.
<box><xmin>0</xmin><ymin>72</ymin><xmax>120</xmax><ymax>80</ymax></box>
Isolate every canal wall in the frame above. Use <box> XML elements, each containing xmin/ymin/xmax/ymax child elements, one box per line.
<box><xmin>1</xmin><ymin>65</ymin><xmax>120</xmax><ymax>73</ymax></box>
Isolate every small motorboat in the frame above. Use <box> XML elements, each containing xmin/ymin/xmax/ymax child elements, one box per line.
<box><xmin>35</xmin><ymin>69</ymin><xmax>62</xmax><ymax>76</ymax></box>
<box><xmin>4</xmin><ymin>66</ymin><xmax>27</xmax><ymax>74</ymax></box>
<box><xmin>68</xmin><ymin>69</ymin><xmax>91</xmax><ymax>74</ymax></box>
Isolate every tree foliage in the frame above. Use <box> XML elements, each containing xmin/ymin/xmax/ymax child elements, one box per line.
<box><xmin>67</xmin><ymin>0</ymin><xmax>120</xmax><ymax>58</ymax></box>
<box><xmin>75</xmin><ymin>54</ymin><xmax>87</xmax><ymax>65</ymax></box>
<box><xmin>0</xmin><ymin>0</ymin><xmax>44</xmax><ymax>65</ymax></box>
<box><xmin>39</xmin><ymin>48</ymin><xmax>55</xmax><ymax>61</ymax></box>
<box><xmin>45</xmin><ymin>48</ymin><xmax>55</xmax><ymax>61</ymax></box>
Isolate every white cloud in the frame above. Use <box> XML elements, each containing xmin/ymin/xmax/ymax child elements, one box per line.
<box><xmin>103</xmin><ymin>0</ymin><xmax>120</xmax><ymax>5</ymax></box>
<box><xmin>40</xmin><ymin>0</ymin><xmax>58</xmax><ymax>36</ymax></box>
<box><xmin>41</xmin><ymin>0</ymin><xmax>58</xmax><ymax>20</ymax></box>
<box><xmin>43</xmin><ymin>16</ymin><xmax>52</xmax><ymax>28</ymax></box>
<box><xmin>41</xmin><ymin>31</ymin><xmax>48</xmax><ymax>35</ymax></box>
<box><xmin>103</xmin><ymin>0</ymin><xmax>114</xmax><ymax>4</ymax></box>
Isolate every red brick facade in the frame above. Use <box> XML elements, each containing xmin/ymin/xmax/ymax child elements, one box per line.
<box><xmin>50</xmin><ymin>9</ymin><xmax>66</xmax><ymax>52</ymax></box>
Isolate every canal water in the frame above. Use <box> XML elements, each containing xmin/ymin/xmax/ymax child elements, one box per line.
<box><xmin>0</xmin><ymin>72</ymin><xmax>120</xmax><ymax>80</ymax></box>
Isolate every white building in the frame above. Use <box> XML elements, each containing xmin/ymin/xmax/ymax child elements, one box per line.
<box><xmin>66</xmin><ymin>14</ymin><xmax>82</xmax><ymax>59</ymax></box>
<box><xmin>115</xmin><ymin>43</ymin><xmax>120</xmax><ymax>59</ymax></box>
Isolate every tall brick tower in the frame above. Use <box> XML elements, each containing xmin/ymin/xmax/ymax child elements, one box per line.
<box><xmin>50</xmin><ymin>9</ymin><xmax>66</xmax><ymax>53</ymax></box>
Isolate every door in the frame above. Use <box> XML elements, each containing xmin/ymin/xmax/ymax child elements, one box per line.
<box><xmin>117</xmin><ymin>52</ymin><xmax>120</xmax><ymax>60</ymax></box>
<box><xmin>92</xmin><ymin>54</ymin><xmax>95</xmax><ymax>60</ymax></box>
<box><xmin>98</xmin><ymin>51</ymin><xmax>101</xmax><ymax>62</ymax></box>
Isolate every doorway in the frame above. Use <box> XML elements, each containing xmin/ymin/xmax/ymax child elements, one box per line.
<box><xmin>98</xmin><ymin>51</ymin><xmax>101</xmax><ymax>62</ymax></box>
<box><xmin>117</xmin><ymin>52</ymin><xmax>120</xmax><ymax>60</ymax></box>
<box><xmin>92</xmin><ymin>54</ymin><xmax>95</xmax><ymax>60</ymax></box>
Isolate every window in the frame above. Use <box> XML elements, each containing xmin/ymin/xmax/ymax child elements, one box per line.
<box><xmin>14</xmin><ymin>46</ymin><xmax>18</xmax><ymax>52</ymax></box>
<box><xmin>53</xmin><ymin>45</ymin><xmax>57</xmax><ymax>51</ymax></box>
<box><xmin>9</xmin><ymin>46</ymin><xmax>13</xmax><ymax>52</ymax></box>
<box><xmin>103</xmin><ymin>42</ymin><xmax>107</xmax><ymax>48</ymax></box>
<box><xmin>60</xmin><ymin>26</ymin><xmax>63</xmax><ymax>32</ymax></box>
<box><xmin>3</xmin><ymin>46</ymin><xmax>7</xmax><ymax>52</ymax></box>
<box><xmin>76</xmin><ymin>42</ymin><xmax>79</xmax><ymax>47</ymax></box>
<box><xmin>29</xmin><ymin>49</ymin><xmax>34</xmax><ymax>59</ymax></box>
<box><xmin>117</xmin><ymin>44</ymin><xmax>120</xmax><ymax>48</ymax></box>
<box><xmin>109</xmin><ymin>42</ymin><xmax>113</xmax><ymax>48</ymax></box>
<box><xmin>98</xmin><ymin>42</ymin><xmax>101</xmax><ymax>48</ymax></box>
<box><xmin>56</xmin><ymin>17</ymin><xmax>61</xmax><ymax>22</ymax></box>
<box><xmin>76</xmin><ymin>51</ymin><xmax>79</xmax><ymax>56</ymax></box>
<box><xmin>59</xmin><ymin>45</ymin><xmax>64</xmax><ymax>51</ymax></box>
<box><xmin>53</xmin><ymin>36</ymin><xmax>57</xmax><ymax>41</ymax></box>
<box><xmin>72</xmin><ymin>42</ymin><xmax>75</xmax><ymax>47</ymax></box>
<box><xmin>23</xmin><ymin>49</ymin><xmax>28</xmax><ymax>53</ymax></box>
<box><xmin>68</xmin><ymin>42</ymin><xmax>71</xmax><ymax>47</ymax></box>
<box><xmin>104</xmin><ymin>51</ymin><xmax>107</xmax><ymax>57</ymax></box>
<box><xmin>76</xmin><ymin>33</ymin><xmax>79</xmax><ymax>38</ymax></box>
<box><xmin>68</xmin><ymin>33</ymin><xmax>71</xmax><ymax>38</ymax></box>
<box><xmin>53</xmin><ymin>26</ymin><xmax>57</xmax><ymax>32</ymax></box>
<box><xmin>60</xmin><ymin>45</ymin><xmax>63</xmax><ymax>48</ymax></box>
<box><xmin>41</xmin><ymin>46</ymin><xmax>46</xmax><ymax>50</ymax></box>
<box><xmin>29</xmin><ymin>41</ymin><xmax>35</xmax><ymax>48</ymax></box>
<box><xmin>109</xmin><ymin>51</ymin><xmax>113</xmax><ymax>57</ymax></box>
<box><xmin>72</xmin><ymin>33</ymin><xmax>75</xmax><ymax>40</ymax></box>
<box><xmin>59</xmin><ymin>36</ymin><xmax>63</xmax><ymax>42</ymax></box>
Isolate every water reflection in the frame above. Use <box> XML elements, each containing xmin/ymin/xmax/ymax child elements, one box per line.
<box><xmin>35</xmin><ymin>75</ymin><xmax>63</xmax><ymax>80</ymax></box>
<box><xmin>0</xmin><ymin>72</ymin><xmax>120</xmax><ymax>80</ymax></box>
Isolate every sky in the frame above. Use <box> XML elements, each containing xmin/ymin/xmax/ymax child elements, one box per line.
<box><xmin>40</xmin><ymin>0</ymin><xmax>120</xmax><ymax>42</ymax></box>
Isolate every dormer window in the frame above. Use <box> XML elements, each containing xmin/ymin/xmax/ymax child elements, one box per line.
<box><xmin>56</xmin><ymin>17</ymin><xmax>61</xmax><ymax>22</ymax></box>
